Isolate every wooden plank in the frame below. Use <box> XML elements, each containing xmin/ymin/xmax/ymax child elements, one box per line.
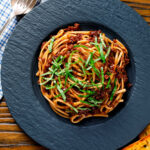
<box><xmin>127</xmin><ymin>3</ymin><xmax>150</xmax><ymax>9</ymax></box>
<box><xmin>134</xmin><ymin>9</ymin><xmax>150</xmax><ymax>16</ymax></box>
<box><xmin>0</xmin><ymin>113</ymin><xmax>12</xmax><ymax>118</ymax></box>
<box><xmin>0</xmin><ymin>118</ymin><xmax>15</xmax><ymax>123</ymax></box>
<box><xmin>0</xmin><ymin>124</ymin><xmax>21</xmax><ymax>132</ymax></box>
<box><xmin>121</xmin><ymin>0</ymin><xmax>150</xmax><ymax>4</ymax></box>
<box><xmin>143</xmin><ymin>17</ymin><xmax>150</xmax><ymax>22</ymax></box>
<box><xmin>0</xmin><ymin>107</ymin><xmax>10</xmax><ymax>113</ymax></box>
<box><xmin>0</xmin><ymin>102</ymin><xmax>7</xmax><ymax>107</ymax></box>
<box><xmin>0</xmin><ymin>145</ymin><xmax>47</xmax><ymax>150</ymax></box>
<box><xmin>0</xmin><ymin>132</ymin><xmax>36</xmax><ymax>145</ymax></box>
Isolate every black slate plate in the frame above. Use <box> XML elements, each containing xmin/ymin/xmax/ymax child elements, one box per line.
<box><xmin>2</xmin><ymin>0</ymin><xmax>150</xmax><ymax>150</ymax></box>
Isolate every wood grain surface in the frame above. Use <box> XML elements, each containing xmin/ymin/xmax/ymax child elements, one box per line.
<box><xmin>0</xmin><ymin>0</ymin><xmax>150</xmax><ymax>149</ymax></box>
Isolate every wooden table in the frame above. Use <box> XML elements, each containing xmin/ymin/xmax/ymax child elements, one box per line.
<box><xmin>0</xmin><ymin>0</ymin><xmax>150</xmax><ymax>149</ymax></box>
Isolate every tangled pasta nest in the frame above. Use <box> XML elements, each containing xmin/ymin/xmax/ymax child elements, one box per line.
<box><xmin>37</xmin><ymin>23</ymin><xmax>129</xmax><ymax>123</ymax></box>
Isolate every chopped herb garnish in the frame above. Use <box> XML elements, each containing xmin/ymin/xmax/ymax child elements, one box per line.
<box><xmin>51</xmin><ymin>55</ymin><xmax>65</xmax><ymax>70</ymax></box>
<box><xmin>101</xmin><ymin>67</ymin><xmax>104</xmax><ymax>87</ymax></box>
<box><xmin>84</xmin><ymin>82</ymin><xmax>102</xmax><ymax>88</ymax></box>
<box><xmin>78</xmin><ymin>94</ymin><xmax>91</xmax><ymax>98</ymax></box>
<box><xmin>90</xmin><ymin>42</ymin><xmax>99</xmax><ymax>46</ymax></box>
<box><xmin>48</xmin><ymin>36</ymin><xmax>55</xmax><ymax>52</ymax></box>
<box><xmin>90</xmin><ymin>79</ymin><xmax>100</xmax><ymax>89</ymax></box>
<box><xmin>94</xmin><ymin>58</ymin><xmax>101</xmax><ymax>63</ymax></box>
<box><xmin>106</xmin><ymin>78</ymin><xmax>111</xmax><ymax>89</ymax></box>
<box><xmin>77</xmin><ymin>107</ymin><xmax>91</xmax><ymax>111</ymax></box>
<box><xmin>68</xmin><ymin>73</ymin><xmax>85</xmax><ymax>87</ymax></box>
<box><xmin>80</xmin><ymin>97</ymin><xmax>103</xmax><ymax>107</ymax></box>
<box><xmin>58</xmin><ymin>76</ymin><xmax>62</xmax><ymax>88</ymax></box>
<box><xmin>99</xmin><ymin>43</ymin><xmax>106</xmax><ymax>63</ymax></box>
<box><xmin>100</xmin><ymin>33</ymin><xmax>106</xmax><ymax>48</ymax></box>
<box><xmin>88</xmin><ymin>97</ymin><xmax>104</xmax><ymax>105</ymax></box>
<box><xmin>80</xmin><ymin>100</ymin><xmax>95</xmax><ymax>107</ymax></box>
<box><xmin>105</xmin><ymin>47</ymin><xmax>111</xmax><ymax>59</ymax></box>
<box><xmin>74</xmin><ymin>45</ymin><xmax>88</xmax><ymax>49</ymax></box>
<box><xmin>94</xmin><ymin>36</ymin><xmax>100</xmax><ymax>50</ymax></box>
<box><xmin>85</xmin><ymin>51</ymin><xmax>95</xmax><ymax>67</ymax></box>
<box><xmin>79</xmin><ymin>89</ymin><xmax>95</xmax><ymax>94</ymax></box>
<box><xmin>40</xmin><ymin>71</ymin><xmax>52</xmax><ymax>76</ymax></box>
<box><xmin>86</xmin><ymin>66</ymin><xmax>92</xmax><ymax>71</ymax></box>
<box><xmin>55</xmin><ymin>83</ymin><xmax>76</xmax><ymax>98</ymax></box>
<box><xmin>65</xmin><ymin>83</ymin><xmax>76</xmax><ymax>92</ymax></box>
<box><xmin>44</xmin><ymin>85</ymin><xmax>55</xmax><ymax>90</ymax></box>
<box><xmin>48</xmin><ymin>67</ymin><xmax>56</xmax><ymax>73</ymax></box>
<box><xmin>106</xmin><ymin>72</ymin><xmax>111</xmax><ymax>75</ymax></box>
<box><xmin>56</xmin><ymin>55</ymin><xmax>62</xmax><ymax>62</ymax></box>
<box><xmin>56</xmin><ymin>84</ymin><xmax>66</xmax><ymax>101</ymax></box>
<box><xmin>52</xmin><ymin>60</ymin><xmax>61</xmax><ymax>70</ymax></box>
<box><xmin>55</xmin><ymin>69</ymin><xmax>65</xmax><ymax>76</ymax></box>
<box><xmin>40</xmin><ymin>75</ymin><xmax>54</xmax><ymax>85</ymax></box>
<box><xmin>80</xmin><ymin>63</ymin><xmax>86</xmax><ymax>76</ymax></box>
<box><xmin>91</xmin><ymin>37</ymin><xmax>105</xmax><ymax>63</ymax></box>
<box><xmin>70</xmin><ymin>105</ymin><xmax>78</xmax><ymax>113</ymax></box>
<box><xmin>65</xmin><ymin>50</ymin><xmax>78</xmax><ymax>85</ymax></box>
<box><xmin>110</xmin><ymin>78</ymin><xmax>117</xmax><ymax>101</ymax></box>
<box><xmin>90</xmin><ymin>53</ymin><xmax>100</xmax><ymax>78</ymax></box>
<box><xmin>78</xmin><ymin>57</ymin><xmax>85</xmax><ymax>63</ymax></box>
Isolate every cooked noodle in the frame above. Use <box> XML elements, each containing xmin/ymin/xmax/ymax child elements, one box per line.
<box><xmin>36</xmin><ymin>23</ymin><xmax>129</xmax><ymax>123</ymax></box>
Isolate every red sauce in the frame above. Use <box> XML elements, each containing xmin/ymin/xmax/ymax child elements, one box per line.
<box><xmin>104</xmin><ymin>74</ymin><xmax>109</xmax><ymax>79</ymax></box>
<box><xmin>127</xmin><ymin>83</ymin><xmax>132</xmax><ymax>88</ymax></box>
<box><xmin>68</xmin><ymin>34</ymin><xmax>82</xmax><ymax>44</ymax></box>
<box><xmin>41</xmin><ymin>42</ymin><xmax>46</xmax><ymax>49</ymax></box>
<box><xmin>64</xmin><ymin>23</ymin><xmax>80</xmax><ymax>31</ymax></box>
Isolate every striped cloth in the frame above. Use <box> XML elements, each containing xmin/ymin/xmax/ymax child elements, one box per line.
<box><xmin>0</xmin><ymin>0</ymin><xmax>17</xmax><ymax>99</ymax></box>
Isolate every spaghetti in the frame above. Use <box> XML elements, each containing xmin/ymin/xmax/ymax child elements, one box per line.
<box><xmin>36</xmin><ymin>23</ymin><xmax>129</xmax><ymax>123</ymax></box>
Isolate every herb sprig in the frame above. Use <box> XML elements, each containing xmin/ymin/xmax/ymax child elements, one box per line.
<box><xmin>110</xmin><ymin>78</ymin><xmax>117</xmax><ymax>101</ymax></box>
<box><xmin>48</xmin><ymin>37</ymin><xmax>55</xmax><ymax>52</ymax></box>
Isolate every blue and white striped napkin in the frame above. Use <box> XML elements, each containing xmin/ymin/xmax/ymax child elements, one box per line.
<box><xmin>0</xmin><ymin>0</ymin><xmax>17</xmax><ymax>99</ymax></box>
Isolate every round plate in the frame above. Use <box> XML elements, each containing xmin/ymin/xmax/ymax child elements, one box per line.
<box><xmin>2</xmin><ymin>0</ymin><xmax>150</xmax><ymax>149</ymax></box>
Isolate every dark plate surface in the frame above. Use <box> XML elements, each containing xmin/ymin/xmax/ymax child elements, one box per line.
<box><xmin>2</xmin><ymin>0</ymin><xmax>150</xmax><ymax>150</ymax></box>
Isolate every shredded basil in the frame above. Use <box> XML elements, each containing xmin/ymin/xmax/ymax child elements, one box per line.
<box><xmin>70</xmin><ymin>105</ymin><xmax>78</xmax><ymax>113</ymax></box>
<box><xmin>80</xmin><ymin>100</ymin><xmax>95</xmax><ymax>107</ymax></box>
<box><xmin>40</xmin><ymin>71</ymin><xmax>52</xmax><ymax>76</ymax></box>
<box><xmin>78</xmin><ymin>94</ymin><xmax>91</xmax><ymax>98</ymax></box>
<box><xmin>90</xmin><ymin>53</ymin><xmax>100</xmax><ymax>78</ymax></box>
<box><xmin>55</xmin><ymin>83</ymin><xmax>76</xmax><ymax>98</ymax></box>
<box><xmin>74</xmin><ymin>45</ymin><xmax>88</xmax><ymax>49</ymax></box>
<box><xmin>99</xmin><ymin>33</ymin><xmax>106</xmax><ymax>48</ymax></box>
<box><xmin>40</xmin><ymin>75</ymin><xmax>54</xmax><ymax>85</ymax></box>
<box><xmin>99</xmin><ymin>43</ymin><xmax>106</xmax><ymax>63</ymax></box>
<box><xmin>65</xmin><ymin>50</ymin><xmax>78</xmax><ymax>85</ymax></box>
<box><xmin>77</xmin><ymin>107</ymin><xmax>91</xmax><ymax>111</ymax></box>
<box><xmin>106</xmin><ymin>78</ymin><xmax>111</xmax><ymax>89</ymax></box>
<box><xmin>56</xmin><ymin>84</ymin><xmax>66</xmax><ymax>101</ymax></box>
<box><xmin>101</xmin><ymin>67</ymin><xmax>104</xmax><ymax>87</ymax></box>
<box><xmin>88</xmin><ymin>97</ymin><xmax>104</xmax><ymax>105</ymax></box>
<box><xmin>110</xmin><ymin>78</ymin><xmax>117</xmax><ymax>101</ymax></box>
<box><xmin>105</xmin><ymin>47</ymin><xmax>111</xmax><ymax>59</ymax></box>
<box><xmin>85</xmin><ymin>51</ymin><xmax>95</xmax><ymax>67</ymax></box>
<box><xmin>79</xmin><ymin>89</ymin><xmax>95</xmax><ymax>94</ymax></box>
<box><xmin>44</xmin><ymin>85</ymin><xmax>55</xmax><ymax>90</ymax></box>
<box><xmin>48</xmin><ymin>37</ymin><xmax>55</xmax><ymax>52</ymax></box>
